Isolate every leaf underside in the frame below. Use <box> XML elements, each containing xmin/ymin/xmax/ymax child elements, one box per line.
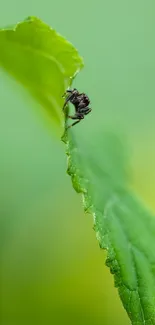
<box><xmin>0</xmin><ymin>16</ymin><xmax>84</xmax><ymax>128</ymax></box>
<box><xmin>1</xmin><ymin>16</ymin><xmax>155</xmax><ymax>325</ymax></box>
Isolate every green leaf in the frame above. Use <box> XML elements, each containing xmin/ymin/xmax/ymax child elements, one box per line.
<box><xmin>62</xmin><ymin>129</ymin><xmax>155</xmax><ymax>325</ymax></box>
<box><xmin>0</xmin><ymin>16</ymin><xmax>84</xmax><ymax>129</ymax></box>
<box><xmin>1</xmin><ymin>16</ymin><xmax>155</xmax><ymax>325</ymax></box>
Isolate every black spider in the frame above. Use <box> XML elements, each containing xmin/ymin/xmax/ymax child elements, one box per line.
<box><xmin>62</xmin><ymin>88</ymin><xmax>92</xmax><ymax>128</ymax></box>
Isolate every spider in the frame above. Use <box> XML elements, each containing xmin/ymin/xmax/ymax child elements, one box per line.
<box><xmin>62</xmin><ymin>88</ymin><xmax>92</xmax><ymax>128</ymax></box>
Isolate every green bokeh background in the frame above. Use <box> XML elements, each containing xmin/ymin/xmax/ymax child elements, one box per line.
<box><xmin>0</xmin><ymin>1</ymin><xmax>155</xmax><ymax>324</ymax></box>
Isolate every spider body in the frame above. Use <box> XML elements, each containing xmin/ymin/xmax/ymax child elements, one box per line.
<box><xmin>62</xmin><ymin>88</ymin><xmax>92</xmax><ymax>128</ymax></box>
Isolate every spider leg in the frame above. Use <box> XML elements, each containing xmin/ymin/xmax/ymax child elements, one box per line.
<box><xmin>79</xmin><ymin>106</ymin><xmax>89</xmax><ymax>113</ymax></box>
<box><xmin>68</xmin><ymin>113</ymin><xmax>84</xmax><ymax>120</ymax></box>
<box><xmin>68</xmin><ymin>115</ymin><xmax>79</xmax><ymax>119</ymax></box>
<box><xmin>78</xmin><ymin>106</ymin><xmax>92</xmax><ymax>114</ymax></box>
<box><xmin>66</xmin><ymin>90</ymin><xmax>73</xmax><ymax>93</ymax></box>
<box><xmin>62</xmin><ymin>89</ymin><xmax>72</xmax><ymax>98</ymax></box>
<box><xmin>62</xmin><ymin>93</ymin><xmax>75</xmax><ymax>110</ymax></box>
<box><xmin>67</xmin><ymin>119</ymin><xmax>81</xmax><ymax>129</ymax></box>
<box><xmin>84</xmin><ymin>108</ymin><xmax>92</xmax><ymax>115</ymax></box>
<box><xmin>66</xmin><ymin>113</ymin><xmax>84</xmax><ymax>129</ymax></box>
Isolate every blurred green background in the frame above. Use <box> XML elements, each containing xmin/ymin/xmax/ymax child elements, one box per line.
<box><xmin>0</xmin><ymin>0</ymin><xmax>155</xmax><ymax>324</ymax></box>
